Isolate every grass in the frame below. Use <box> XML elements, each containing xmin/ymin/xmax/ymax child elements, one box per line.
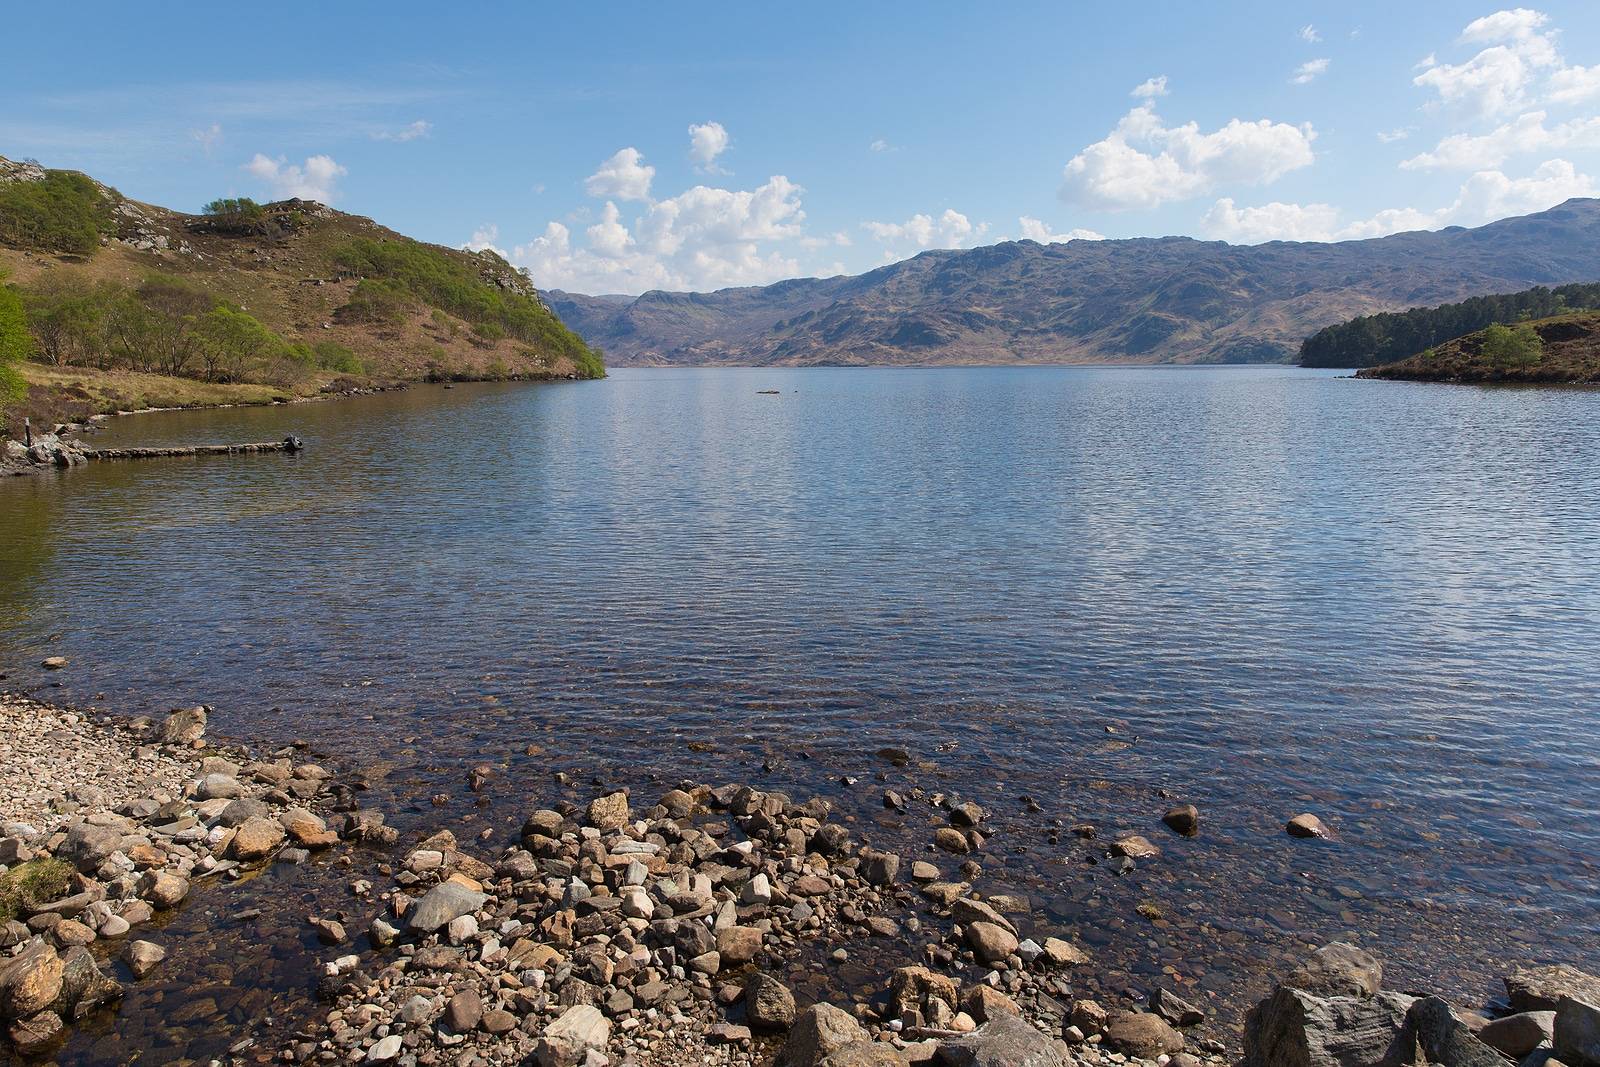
<box><xmin>7</xmin><ymin>362</ymin><xmax>307</xmax><ymax>433</ymax></box>
<box><xmin>0</xmin><ymin>857</ymin><xmax>74</xmax><ymax>922</ymax></box>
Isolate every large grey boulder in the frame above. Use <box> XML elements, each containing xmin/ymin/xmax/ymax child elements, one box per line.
<box><xmin>1508</xmin><ymin>967</ymin><xmax>1600</xmax><ymax>1013</ymax></box>
<box><xmin>936</xmin><ymin>1012</ymin><xmax>1068</xmax><ymax>1066</ymax></box>
<box><xmin>406</xmin><ymin>881</ymin><xmax>487</xmax><ymax>934</ymax></box>
<box><xmin>1555</xmin><ymin>996</ymin><xmax>1600</xmax><ymax>1066</ymax></box>
<box><xmin>534</xmin><ymin>1004</ymin><xmax>610</xmax><ymax>1066</ymax></box>
<box><xmin>1244</xmin><ymin>987</ymin><xmax>1417</xmax><ymax>1067</ymax></box>
<box><xmin>777</xmin><ymin>1003</ymin><xmax>868</xmax><ymax>1067</ymax></box>
<box><xmin>1407</xmin><ymin>997</ymin><xmax>1505</xmax><ymax>1067</ymax></box>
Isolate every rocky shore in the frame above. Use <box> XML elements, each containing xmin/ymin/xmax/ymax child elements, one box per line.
<box><xmin>2</xmin><ymin>693</ymin><xmax>1599</xmax><ymax>1067</ymax></box>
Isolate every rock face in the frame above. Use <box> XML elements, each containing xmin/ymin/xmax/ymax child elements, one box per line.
<box><xmin>937</xmin><ymin>1012</ymin><xmax>1068</xmax><ymax>1067</ymax></box>
<box><xmin>776</xmin><ymin>1003</ymin><xmax>867</xmax><ymax>1067</ymax></box>
<box><xmin>1555</xmin><ymin>995</ymin><xmax>1600</xmax><ymax>1067</ymax></box>
<box><xmin>1507</xmin><ymin>965</ymin><xmax>1600</xmax><ymax>1012</ymax></box>
<box><xmin>1245</xmin><ymin>986</ymin><xmax>1416</xmax><ymax>1067</ymax></box>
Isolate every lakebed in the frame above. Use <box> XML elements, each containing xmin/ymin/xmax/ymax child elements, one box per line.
<box><xmin>2</xmin><ymin>364</ymin><xmax>1599</xmax><ymax>1062</ymax></box>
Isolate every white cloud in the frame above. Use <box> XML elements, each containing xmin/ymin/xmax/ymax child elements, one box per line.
<box><xmin>863</xmin><ymin>208</ymin><xmax>988</xmax><ymax>252</ymax></box>
<box><xmin>1401</xmin><ymin>110</ymin><xmax>1600</xmax><ymax>170</ymax></box>
<box><xmin>1201</xmin><ymin>158</ymin><xmax>1596</xmax><ymax>242</ymax></box>
<box><xmin>511</xmin><ymin>175</ymin><xmax>807</xmax><ymax>293</ymax></box>
<box><xmin>372</xmin><ymin>119</ymin><xmax>431</xmax><ymax>142</ymax></box>
<box><xmin>1059</xmin><ymin>94</ymin><xmax>1316</xmax><ymax>211</ymax></box>
<box><xmin>688</xmin><ymin>121</ymin><xmax>730</xmax><ymax>172</ymax></box>
<box><xmin>1292</xmin><ymin>59</ymin><xmax>1330</xmax><ymax>85</ymax></box>
<box><xmin>584</xmin><ymin>147</ymin><xmax>655</xmax><ymax>202</ymax></box>
<box><xmin>1017</xmin><ymin>216</ymin><xmax>1105</xmax><ymax>243</ymax></box>
<box><xmin>1548</xmin><ymin>64</ymin><xmax>1600</xmax><ymax>104</ymax></box>
<box><xmin>464</xmin><ymin>224</ymin><xmax>507</xmax><ymax>258</ymax></box>
<box><xmin>1413</xmin><ymin>7</ymin><xmax>1560</xmax><ymax>116</ymax></box>
<box><xmin>1131</xmin><ymin>76</ymin><xmax>1169</xmax><ymax>99</ymax></box>
<box><xmin>870</xmin><ymin>138</ymin><xmax>894</xmax><ymax>152</ymax></box>
<box><xmin>243</xmin><ymin>153</ymin><xmax>346</xmax><ymax>203</ymax></box>
<box><xmin>191</xmin><ymin>123</ymin><xmax>222</xmax><ymax>153</ymax></box>
<box><xmin>1299</xmin><ymin>25</ymin><xmax>1321</xmax><ymax>44</ymax></box>
<box><xmin>1377</xmin><ymin>127</ymin><xmax>1414</xmax><ymax>143</ymax></box>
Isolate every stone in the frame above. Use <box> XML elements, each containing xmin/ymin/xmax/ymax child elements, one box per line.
<box><xmin>937</xmin><ymin>1012</ymin><xmax>1067</xmax><ymax>1067</ymax></box>
<box><xmin>9</xmin><ymin>1009</ymin><xmax>63</xmax><ymax>1055</ymax></box>
<box><xmin>1284</xmin><ymin>942</ymin><xmax>1384</xmax><ymax>999</ymax></box>
<box><xmin>1243</xmin><ymin>986</ymin><xmax>1416</xmax><ymax>1067</ymax></box>
<box><xmin>281</xmin><ymin>808</ymin><xmax>337</xmax><ymax>848</ymax></box>
<box><xmin>888</xmin><ymin>966</ymin><xmax>959</xmax><ymax>1020</ymax></box>
<box><xmin>535</xmin><ymin>1004</ymin><xmax>610</xmax><ymax>1067</ymax></box>
<box><xmin>1476</xmin><ymin>1010</ymin><xmax>1557</xmax><ymax>1058</ymax></box>
<box><xmin>481</xmin><ymin>1009</ymin><xmax>516</xmax><ymax>1034</ymax></box>
<box><xmin>194</xmin><ymin>773</ymin><xmax>247</xmax><ymax>800</ymax></box>
<box><xmin>217</xmin><ymin>797</ymin><xmax>270</xmax><ymax>827</ymax></box>
<box><xmin>951</xmin><ymin>897</ymin><xmax>1015</xmax><ymax>936</ymax></box>
<box><xmin>310</xmin><ymin>917</ymin><xmax>346</xmax><ymax>945</ymax></box>
<box><xmin>0</xmin><ymin>940</ymin><xmax>64</xmax><ymax>1021</ymax></box>
<box><xmin>741</xmin><ymin>873</ymin><xmax>773</xmax><ymax>906</ymax></box>
<box><xmin>1555</xmin><ymin>996</ymin><xmax>1600</xmax><ymax>1067</ymax></box>
<box><xmin>56</xmin><ymin>946</ymin><xmax>121</xmax><ymax>1019</ymax></box>
<box><xmin>1151</xmin><ymin>987</ymin><xmax>1206</xmax><ymax>1027</ymax></box>
<box><xmin>1042</xmin><ymin>938</ymin><xmax>1088</xmax><ymax>966</ymax></box>
<box><xmin>367</xmin><ymin>1034</ymin><xmax>403</xmax><ymax>1061</ymax></box>
<box><xmin>162</xmin><ymin>706</ymin><xmax>207</xmax><ymax>745</ymax></box>
<box><xmin>965</xmin><ymin>921</ymin><xmax>1019</xmax><ymax>965</ymax></box>
<box><xmin>51</xmin><ymin>919</ymin><xmax>95</xmax><ymax>948</ymax></box>
<box><xmin>228</xmin><ymin>816</ymin><xmax>286</xmax><ymax>861</ymax></box>
<box><xmin>1111</xmin><ymin>835</ymin><xmax>1159</xmax><ymax>859</ymax></box>
<box><xmin>963</xmin><ymin>985</ymin><xmax>1021</xmax><ymax>1023</ymax></box>
<box><xmin>1104</xmin><ymin>1010</ymin><xmax>1185</xmax><ymax>1058</ymax></box>
<box><xmin>41</xmin><ymin>656</ymin><xmax>67</xmax><ymax>670</ymax></box>
<box><xmin>445</xmin><ymin>987</ymin><xmax>483</xmax><ymax>1031</ymax></box>
<box><xmin>1162</xmin><ymin>804</ymin><xmax>1200</xmax><ymax>836</ymax></box>
<box><xmin>819</xmin><ymin>1043</ymin><xmax>905</xmax><ymax>1066</ymax></box>
<box><xmin>97</xmin><ymin>915</ymin><xmax>130</xmax><ymax>939</ymax></box>
<box><xmin>1070</xmin><ymin>1000</ymin><xmax>1108</xmax><ymax>1036</ymax></box>
<box><xmin>123</xmin><ymin>940</ymin><xmax>164</xmax><ymax>979</ymax></box>
<box><xmin>407</xmin><ymin>881</ymin><xmax>488</xmax><ymax>934</ymax></box>
<box><xmin>57</xmin><ymin>824</ymin><xmax>124</xmax><ymax>872</ymax></box>
<box><xmin>586</xmin><ymin>792</ymin><xmax>630</xmax><ymax>832</ymax></box>
<box><xmin>776</xmin><ymin>1003</ymin><xmax>869</xmax><ymax>1067</ymax></box>
<box><xmin>1508</xmin><ymin>967</ymin><xmax>1600</xmax><ymax>1013</ymax></box>
<box><xmin>1287</xmin><ymin>813</ymin><xmax>1332</xmax><ymax>839</ymax></box>
<box><xmin>910</xmin><ymin>861</ymin><xmax>940</xmax><ymax>882</ymax></box>
<box><xmin>717</xmin><ymin>925</ymin><xmax>763</xmax><ymax>965</ymax></box>
<box><xmin>863</xmin><ymin>850</ymin><xmax>900</xmax><ymax>886</ymax></box>
<box><xmin>396</xmin><ymin>994</ymin><xmax>435</xmax><ymax>1026</ymax></box>
<box><xmin>746</xmin><ymin>972</ymin><xmax>798</xmax><ymax>1030</ymax></box>
<box><xmin>1408</xmin><ymin>997</ymin><xmax>1506</xmax><ymax>1067</ymax></box>
<box><xmin>935</xmin><ymin>828</ymin><xmax>971</xmax><ymax>854</ymax></box>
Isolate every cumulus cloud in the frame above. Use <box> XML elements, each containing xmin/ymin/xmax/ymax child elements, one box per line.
<box><xmin>244</xmin><ymin>153</ymin><xmax>346</xmax><ymax>203</ymax></box>
<box><xmin>1059</xmin><ymin>92</ymin><xmax>1316</xmax><ymax>211</ymax></box>
<box><xmin>1292</xmin><ymin>59</ymin><xmax>1330</xmax><ymax>85</ymax></box>
<box><xmin>464</xmin><ymin>224</ymin><xmax>508</xmax><ymax>258</ymax></box>
<box><xmin>1402</xmin><ymin>110</ymin><xmax>1600</xmax><ymax>169</ymax></box>
<box><xmin>1413</xmin><ymin>8</ymin><xmax>1561</xmax><ymax>116</ymax></box>
<box><xmin>1202</xmin><ymin>158</ymin><xmax>1596</xmax><ymax>242</ymax></box>
<box><xmin>584</xmin><ymin>147</ymin><xmax>655</xmax><ymax>202</ymax></box>
<box><xmin>1131</xmin><ymin>76</ymin><xmax>1169</xmax><ymax>99</ymax></box>
<box><xmin>1548</xmin><ymin>64</ymin><xmax>1600</xmax><ymax>104</ymax></box>
<box><xmin>862</xmin><ymin>209</ymin><xmax>988</xmax><ymax>254</ymax></box>
<box><xmin>372</xmin><ymin>119</ymin><xmax>431</xmax><ymax>142</ymax></box>
<box><xmin>1017</xmin><ymin>216</ymin><xmax>1105</xmax><ymax>243</ymax></box>
<box><xmin>688</xmin><ymin>121</ymin><xmax>730</xmax><ymax>172</ymax></box>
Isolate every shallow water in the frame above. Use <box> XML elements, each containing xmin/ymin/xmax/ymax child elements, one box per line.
<box><xmin>3</xmin><ymin>365</ymin><xmax>1599</xmax><ymax>1057</ymax></box>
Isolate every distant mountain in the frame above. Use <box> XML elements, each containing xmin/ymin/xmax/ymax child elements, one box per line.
<box><xmin>549</xmin><ymin>199</ymin><xmax>1600</xmax><ymax>367</ymax></box>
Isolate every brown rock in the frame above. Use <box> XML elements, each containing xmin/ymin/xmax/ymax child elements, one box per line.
<box><xmin>1104</xmin><ymin>1010</ymin><xmax>1185</xmax><ymax>1058</ymax></box>
<box><xmin>717</xmin><ymin>925</ymin><xmax>763</xmax><ymax>966</ymax></box>
<box><xmin>228</xmin><ymin>816</ymin><xmax>286</xmax><ymax>861</ymax></box>
<box><xmin>776</xmin><ymin>1003</ymin><xmax>868</xmax><ymax>1067</ymax></box>
<box><xmin>1162</xmin><ymin>803</ymin><xmax>1200</xmax><ymax>836</ymax></box>
<box><xmin>1287</xmin><ymin>813</ymin><xmax>1332</xmax><ymax>839</ymax></box>
<box><xmin>746</xmin><ymin>972</ymin><xmax>797</xmax><ymax>1030</ymax></box>
<box><xmin>965</xmin><ymin>921</ymin><xmax>1019</xmax><ymax>965</ymax></box>
<box><xmin>586</xmin><ymin>791</ymin><xmax>630</xmax><ymax>832</ymax></box>
<box><xmin>0</xmin><ymin>940</ymin><xmax>64</xmax><ymax>1021</ymax></box>
<box><xmin>1111</xmin><ymin>834</ymin><xmax>1159</xmax><ymax>859</ymax></box>
<box><xmin>9</xmin><ymin>1010</ymin><xmax>63</xmax><ymax>1055</ymax></box>
<box><xmin>963</xmin><ymin>984</ymin><xmax>1021</xmax><ymax>1023</ymax></box>
<box><xmin>887</xmin><ymin>966</ymin><xmax>959</xmax><ymax>1020</ymax></box>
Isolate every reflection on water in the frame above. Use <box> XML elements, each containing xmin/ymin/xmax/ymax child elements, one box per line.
<box><xmin>3</xmin><ymin>366</ymin><xmax>1599</xmax><ymax>1058</ymax></box>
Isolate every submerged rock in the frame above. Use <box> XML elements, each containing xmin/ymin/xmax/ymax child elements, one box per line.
<box><xmin>1286</xmin><ymin>813</ymin><xmax>1332</xmax><ymax>839</ymax></box>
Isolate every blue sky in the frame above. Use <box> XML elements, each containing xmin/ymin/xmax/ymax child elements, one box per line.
<box><xmin>7</xmin><ymin>3</ymin><xmax>1600</xmax><ymax>294</ymax></box>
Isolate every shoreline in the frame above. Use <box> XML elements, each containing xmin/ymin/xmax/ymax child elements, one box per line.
<box><xmin>3</xmin><ymin>691</ymin><xmax>1596</xmax><ymax>1066</ymax></box>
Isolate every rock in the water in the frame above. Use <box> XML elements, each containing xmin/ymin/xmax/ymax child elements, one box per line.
<box><xmin>41</xmin><ymin>656</ymin><xmax>67</xmax><ymax>670</ymax></box>
<box><xmin>1244</xmin><ymin>986</ymin><xmax>1416</xmax><ymax>1067</ymax></box>
<box><xmin>1112</xmin><ymin>834</ymin><xmax>1160</xmax><ymax>859</ymax></box>
<box><xmin>1287</xmin><ymin>813</ymin><xmax>1332</xmax><ymax>839</ymax></box>
<box><xmin>1478</xmin><ymin>1010</ymin><xmax>1556</xmax><ymax>1058</ymax></box>
<box><xmin>1408</xmin><ymin>997</ymin><xmax>1506</xmax><ymax>1067</ymax></box>
<box><xmin>1285</xmin><ymin>942</ymin><xmax>1384</xmax><ymax>998</ymax></box>
<box><xmin>746</xmin><ymin>972</ymin><xmax>797</xmax><ymax>1030</ymax></box>
<box><xmin>123</xmin><ymin>941</ymin><xmax>166</xmax><ymax>979</ymax></box>
<box><xmin>1042</xmin><ymin>937</ymin><xmax>1088</xmax><ymax>966</ymax></box>
<box><xmin>138</xmin><ymin>871</ymin><xmax>189</xmax><ymax>910</ymax></box>
<box><xmin>1104</xmin><ymin>1010</ymin><xmax>1185</xmax><ymax>1058</ymax></box>
<box><xmin>965</xmin><ymin>921</ymin><xmax>1019</xmax><ymax>965</ymax></box>
<box><xmin>937</xmin><ymin>1012</ymin><xmax>1067</xmax><ymax>1067</ymax></box>
<box><xmin>9</xmin><ymin>1008</ymin><xmax>64</xmax><ymax>1054</ymax></box>
<box><xmin>1151</xmin><ymin>987</ymin><xmax>1206</xmax><ymax>1027</ymax></box>
<box><xmin>1555</xmin><ymin>996</ymin><xmax>1600</xmax><ymax>1067</ymax></box>
<box><xmin>1508</xmin><ymin>967</ymin><xmax>1600</xmax><ymax>1013</ymax></box>
<box><xmin>406</xmin><ymin>881</ymin><xmax>488</xmax><ymax>934</ymax></box>
<box><xmin>0</xmin><ymin>940</ymin><xmax>64</xmax><ymax>1021</ymax></box>
<box><xmin>162</xmin><ymin>706</ymin><xmax>207</xmax><ymax>745</ymax></box>
<box><xmin>56</xmin><ymin>946</ymin><xmax>121</xmax><ymax>1019</ymax></box>
<box><xmin>229</xmin><ymin>815</ymin><xmax>286</xmax><ymax>861</ymax></box>
<box><xmin>585</xmin><ymin>791</ymin><xmax>630</xmax><ymax>832</ymax></box>
<box><xmin>534</xmin><ymin>1004</ymin><xmax>610</xmax><ymax>1066</ymax></box>
<box><xmin>1162</xmin><ymin>804</ymin><xmax>1200</xmax><ymax>836</ymax></box>
<box><xmin>776</xmin><ymin>1003</ymin><xmax>868</xmax><ymax>1067</ymax></box>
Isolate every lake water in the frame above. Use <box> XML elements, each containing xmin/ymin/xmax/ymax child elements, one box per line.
<box><xmin>3</xmin><ymin>364</ymin><xmax>1599</xmax><ymax>1058</ymax></box>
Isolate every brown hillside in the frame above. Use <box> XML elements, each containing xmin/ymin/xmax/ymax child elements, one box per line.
<box><xmin>1357</xmin><ymin>313</ymin><xmax>1600</xmax><ymax>384</ymax></box>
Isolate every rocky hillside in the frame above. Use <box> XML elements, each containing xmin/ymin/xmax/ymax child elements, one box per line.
<box><xmin>1357</xmin><ymin>312</ymin><xmax>1600</xmax><ymax>384</ymax></box>
<box><xmin>0</xmin><ymin>153</ymin><xmax>601</xmax><ymax>427</ymax></box>
<box><xmin>550</xmin><ymin>199</ymin><xmax>1600</xmax><ymax>367</ymax></box>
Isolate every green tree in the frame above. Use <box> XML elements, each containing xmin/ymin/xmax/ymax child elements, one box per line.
<box><xmin>0</xmin><ymin>277</ymin><xmax>33</xmax><ymax>407</ymax></box>
<box><xmin>0</xmin><ymin>170</ymin><xmax>115</xmax><ymax>255</ymax></box>
<box><xmin>1480</xmin><ymin>323</ymin><xmax>1543</xmax><ymax>369</ymax></box>
<box><xmin>195</xmin><ymin>305</ymin><xmax>284</xmax><ymax>381</ymax></box>
<box><xmin>21</xmin><ymin>276</ymin><xmax>109</xmax><ymax>366</ymax></box>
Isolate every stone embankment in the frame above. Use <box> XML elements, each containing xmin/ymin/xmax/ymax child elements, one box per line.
<box><xmin>2</xmin><ymin>432</ymin><xmax>304</xmax><ymax>474</ymax></box>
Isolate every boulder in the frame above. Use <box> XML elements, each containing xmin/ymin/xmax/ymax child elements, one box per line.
<box><xmin>1287</xmin><ymin>813</ymin><xmax>1332</xmax><ymax>839</ymax></box>
<box><xmin>1244</xmin><ymin>986</ymin><xmax>1416</xmax><ymax>1067</ymax></box>
<box><xmin>717</xmin><ymin>925</ymin><xmax>763</xmax><ymax>965</ymax></box>
<box><xmin>1104</xmin><ymin>1010</ymin><xmax>1185</xmax><ymax>1058</ymax></box>
<box><xmin>1162</xmin><ymin>804</ymin><xmax>1200</xmax><ymax>836</ymax></box>
<box><xmin>1508</xmin><ymin>967</ymin><xmax>1600</xmax><ymax>1013</ymax></box>
<box><xmin>746</xmin><ymin>972</ymin><xmax>797</xmax><ymax>1030</ymax></box>
<box><xmin>965</xmin><ymin>921</ymin><xmax>1019</xmax><ymax>965</ymax></box>
<box><xmin>936</xmin><ymin>1012</ymin><xmax>1067</xmax><ymax>1067</ymax></box>
<box><xmin>161</xmin><ymin>706</ymin><xmax>208</xmax><ymax>744</ymax></box>
<box><xmin>55</xmin><ymin>946</ymin><xmax>122</xmax><ymax>1019</ymax></box>
<box><xmin>962</xmin><ymin>985</ymin><xmax>1020</xmax><ymax>1023</ymax></box>
<box><xmin>888</xmin><ymin>966</ymin><xmax>959</xmax><ymax>1021</ymax></box>
<box><xmin>586</xmin><ymin>792</ymin><xmax>630</xmax><ymax>832</ymax></box>
<box><xmin>776</xmin><ymin>1003</ymin><xmax>868</xmax><ymax>1067</ymax></box>
<box><xmin>57</xmin><ymin>824</ymin><xmax>124</xmax><ymax>873</ymax></box>
<box><xmin>280</xmin><ymin>808</ymin><xmax>338</xmax><ymax>848</ymax></box>
<box><xmin>228</xmin><ymin>816</ymin><xmax>285</xmax><ymax>861</ymax></box>
<box><xmin>1555</xmin><ymin>996</ymin><xmax>1600</xmax><ymax>1067</ymax></box>
<box><xmin>863</xmin><ymin>850</ymin><xmax>901</xmax><ymax>886</ymax></box>
<box><xmin>1478</xmin><ymin>1011</ymin><xmax>1555</xmax><ymax>1058</ymax></box>
<box><xmin>445</xmin><ymin>988</ymin><xmax>482</xmax><ymax>1032</ymax></box>
<box><xmin>1111</xmin><ymin>835</ymin><xmax>1159</xmax><ymax>859</ymax></box>
<box><xmin>0</xmin><ymin>940</ymin><xmax>64</xmax><ymax>1021</ymax></box>
<box><xmin>193</xmin><ymin>774</ymin><xmax>246</xmax><ymax>800</ymax></box>
<box><xmin>1151</xmin><ymin>987</ymin><xmax>1206</xmax><ymax>1027</ymax></box>
<box><xmin>138</xmin><ymin>871</ymin><xmax>189</xmax><ymax>910</ymax></box>
<box><xmin>534</xmin><ymin>1004</ymin><xmax>610</xmax><ymax>1066</ymax></box>
<box><xmin>9</xmin><ymin>1009</ymin><xmax>63</xmax><ymax>1055</ymax></box>
<box><xmin>123</xmin><ymin>940</ymin><xmax>166</xmax><ymax>979</ymax></box>
<box><xmin>1407</xmin><ymin>997</ymin><xmax>1506</xmax><ymax>1067</ymax></box>
<box><xmin>1042</xmin><ymin>937</ymin><xmax>1088</xmax><ymax>966</ymax></box>
<box><xmin>1285</xmin><ymin>942</ymin><xmax>1384</xmax><ymax>998</ymax></box>
<box><xmin>406</xmin><ymin>881</ymin><xmax>487</xmax><ymax>934</ymax></box>
<box><xmin>819</xmin><ymin>1044</ymin><xmax>905</xmax><ymax>1066</ymax></box>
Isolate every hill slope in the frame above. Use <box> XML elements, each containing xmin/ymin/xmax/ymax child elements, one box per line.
<box><xmin>0</xmin><ymin>154</ymin><xmax>601</xmax><ymax>429</ymax></box>
<box><xmin>1356</xmin><ymin>313</ymin><xmax>1600</xmax><ymax>384</ymax></box>
<box><xmin>551</xmin><ymin>199</ymin><xmax>1600</xmax><ymax>367</ymax></box>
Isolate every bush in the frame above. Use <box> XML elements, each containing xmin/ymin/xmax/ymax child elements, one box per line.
<box><xmin>200</xmin><ymin>196</ymin><xmax>266</xmax><ymax>234</ymax></box>
<box><xmin>0</xmin><ymin>278</ymin><xmax>33</xmax><ymax>406</ymax></box>
<box><xmin>196</xmin><ymin>305</ymin><xmax>288</xmax><ymax>381</ymax></box>
<box><xmin>0</xmin><ymin>170</ymin><xmax>116</xmax><ymax>255</ymax></box>
<box><xmin>312</xmin><ymin>339</ymin><xmax>362</xmax><ymax>373</ymax></box>
<box><xmin>1480</xmin><ymin>323</ymin><xmax>1543</xmax><ymax>368</ymax></box>
<box><xmin>337</xmin><ymin>278</ymin><xmax>412</xmax><ymax>326</ymax></box>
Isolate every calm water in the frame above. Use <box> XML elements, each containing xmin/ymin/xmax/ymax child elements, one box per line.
<box><xmin>3</xmin><ymin>365</ymin><xmax>1599</xmax><ymax>1057</ymax></box>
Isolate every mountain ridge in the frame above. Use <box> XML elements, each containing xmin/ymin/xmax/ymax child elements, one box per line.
<box><xmin>549</xmin><ymin>200</ymin><xmax>1600</xmax><ymax>367</ymax></box>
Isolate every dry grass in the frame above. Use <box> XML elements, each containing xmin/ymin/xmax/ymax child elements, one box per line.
<box><xmin>12</xmin><ymin>362</ymin><xmax>313</xmax><ymax>430</ymax></box>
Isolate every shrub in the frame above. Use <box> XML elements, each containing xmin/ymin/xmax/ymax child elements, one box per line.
<box><xmin>0</xmin><ymin>277</ymin><xmax>33</xmax><ymax>406</ymax></box>
<box><xmin>312</xmin><ymin>339</ymin><xmax>362</xmax><ymax>373</ymax></box>
<box><xmin>23</xmin><ymin>276</ymin><xmax>112</xmax><ymax>366</ymax></box>
<box><xmin>1480</xmin><ymin>323</ymin><xmax>1543</xmax><ymax>368</ymax></box>
<box><xmin>196</xmin><ymin>305</ymin><xmax>288</xmax><ymax>381</ymax></box>
<box><xmin>200</xmin><ymin>196</ymin><xmax>266</xmax><ymax>234</ymax></box>
<box><xmin>337</xmin><ymin>278</ymin><xmax>412</xmax><ymax>326</ymax></box>
<box><xmin>0</xmin><ymin>170</ymin><xmax>116</xmax><ymax>255</ymax></box>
